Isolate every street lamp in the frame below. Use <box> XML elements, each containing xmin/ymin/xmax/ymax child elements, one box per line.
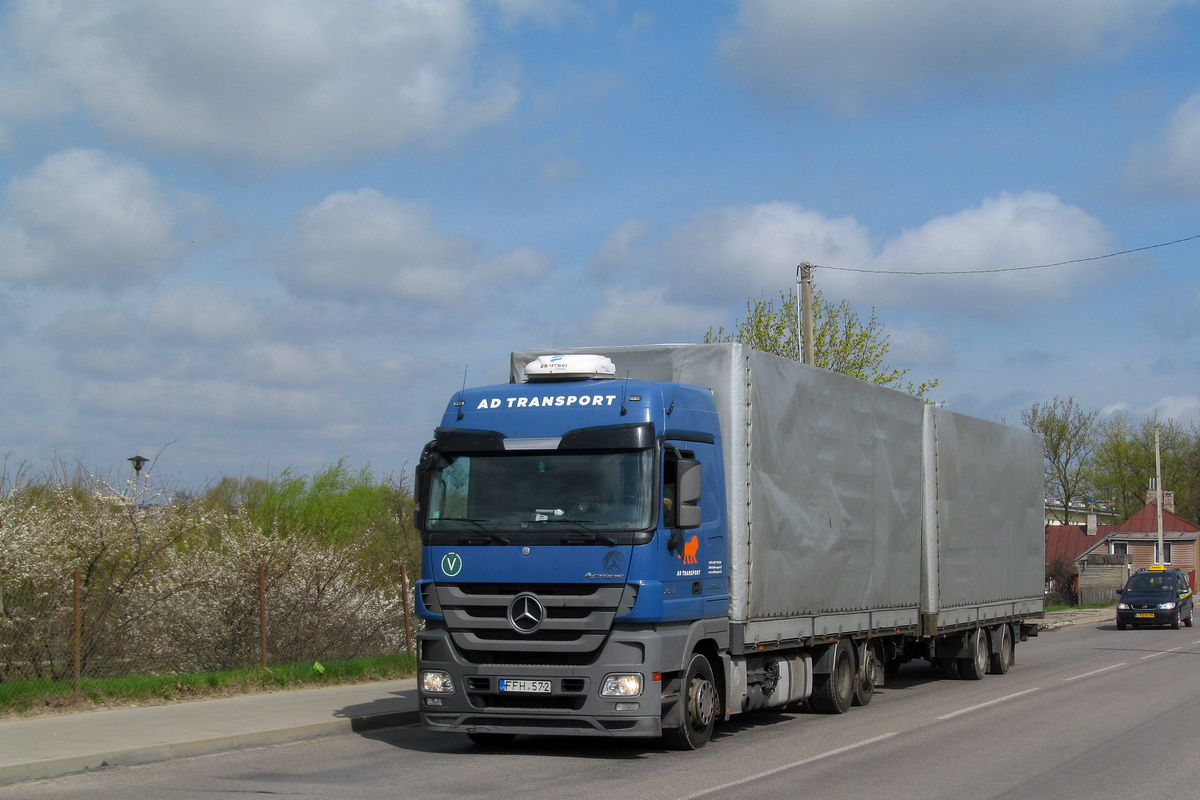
<box><xmin>128</xmin><ymin>455</ymin><xmax>148</xmax><ymax>477</ymax></box>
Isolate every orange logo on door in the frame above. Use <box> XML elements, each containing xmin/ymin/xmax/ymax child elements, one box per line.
<box><xmin>679</xmin><ymin>535</ymin><xmax>699</xmax><ymax>564</ymax></box>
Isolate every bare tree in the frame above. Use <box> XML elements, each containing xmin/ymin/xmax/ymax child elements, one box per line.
<box><xmin>1021</xmin><ymin>397</ymin><xmax>1099</xmax><ymax>525</ymax></box>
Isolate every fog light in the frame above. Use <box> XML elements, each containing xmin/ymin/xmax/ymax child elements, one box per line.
<box><xmin>600</xmin><ymin>673</ymin><xmax>643</xmax><ymax>697</ymax></box>
<box><xmin>424</xmin><ymin>697</ymin><xmax>444</xmax><ymax>707</ymax></box>
<box><xmin>615</xmin><ymin>702</ymin><xmax>640</xmax><ymax>711</ymax></box>
<box><xmin>422</xmin><ymin>670</ymin><xmax>456</xmax><ymax>693</ymax></box>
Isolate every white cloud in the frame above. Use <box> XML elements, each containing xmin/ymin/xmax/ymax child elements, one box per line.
<box><xmin>77</xmin><ymin>377</ymin><xmax>331</xmax><ymax>426</ymax></box>
<box><xmin>856</xmin><ymin>191</ymin><xmax>1115</xmax><ymax>313</ymax></box>
<box><xmin>886</xmin><ymin>322</ymin><xmax>955</xmax><ymax>368</ymax></box>
<box><xmin>601</xmin><ymin>191</ymin><xmax>1116</xmax><ymax>320</ymax></box>
<box><xmin>0</xmin><ymin>149</ymin><xmax>182</xmax><ymax>286</ymax></box>
<box><xmin>279</xmin><ymin>188</ymin><xmax>549</xmax><ymax>305</ymax></box>
<box><xmin>1152</xmin><ymin>395</ymin><xmax>1200</xmax><ymax>424</ymax></box>
<box><xmin>148</xmin><ymin>287</ymin><xmax>262</xmax><ymax>341</ymax></box>
<box><xmin>1123</xmin><ymin>92</ymin><xmax>1200</xmax><ymax>200</ymax></box>
<box><xmin>237</xmin><ymin>343</ymin><xmax>355</xmax><ymax>387</ymax></box>
<box><xmin>0</xmin><ymin>0</ymin><xmax>517</xmax><ymax>167</ymax></box>
<box><xmin>585</xmin><ymin>286</ymin><xmax>722</xmax><ymax>345</ymax></box>
<box><xmin>721</xmin><ymin>0</ymin><xmax>1184</xmax><ymax>109</ymax></box>
<box><xmin>658</xmin><ymin>202</ymin><xmax>873</xmax><ymax>304</ymax></box>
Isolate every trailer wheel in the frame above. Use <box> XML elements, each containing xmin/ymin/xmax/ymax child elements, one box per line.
<box><xmin>989</xmin><ymin>624</ymin><xmax>1013</xmax><ymax>675</ymax></box>
<box><xmin>957</xmin><ymin>627</ymin><xmax>989</xmax><ymax>680</ymax></box>
<box><xmin>810</xmin><ymin>639</ymin><xmax>854</xmax><ymax>714</ymax></box>
<box><xmin>663</xmin><ymin>653</ymin><xmax>717</xmax><ymax>750</ymax></box>
<box><xmin>852</xmin><ymin>648</ymin><xmax>876</xmax><ymax>707</ymax></box>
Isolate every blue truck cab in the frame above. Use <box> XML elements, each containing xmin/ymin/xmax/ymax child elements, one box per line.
<box><xmin>415</xmin><ymin>354</ymin><xmax>730</xmax><ymax>746</ymax></box>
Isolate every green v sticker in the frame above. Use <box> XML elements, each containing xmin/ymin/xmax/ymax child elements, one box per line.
<box><xmin>441</xmin><ymin>552</ymin><xmax>462</xmax><ymax>577</ymax></box>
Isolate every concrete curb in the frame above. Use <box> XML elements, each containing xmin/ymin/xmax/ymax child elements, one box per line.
<box><xmin>0</xmin><ymin>709</ymin><xmax>420</xmax><ymax>787</ymax></box>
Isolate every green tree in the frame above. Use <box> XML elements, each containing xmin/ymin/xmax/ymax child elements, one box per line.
<box><xmin>1089</xmin><ymin>413</ymin><xmax>1197</xmax><ymax>521</ymax></box>
<box><xmin>1021</xmin><ymin>397</ymin><xmax>1098</xmax><ymax>525</ymax></box>
<box><xmin>703</xmin><ymin>287</ymin><xmax>938</xmax><ymax>397</ymax></box>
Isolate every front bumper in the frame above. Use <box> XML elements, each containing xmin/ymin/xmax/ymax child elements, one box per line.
<box><xmin>418</xmin><ymin>625</ymin><xmax>668</xmax><ymax>738</ymax></box>
<box><xmin>1117</xmin><ymin>608</ymin><xmax>1179</xmax><ymax>626</ymax></box>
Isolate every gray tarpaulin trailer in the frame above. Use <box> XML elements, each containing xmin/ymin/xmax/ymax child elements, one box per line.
<box><xmin>506</xmin><ymin>343</ymin><xmax>1043</xmax><ymax>719</ymax></box>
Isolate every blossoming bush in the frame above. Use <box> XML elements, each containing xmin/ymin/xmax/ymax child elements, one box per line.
<box><xmin>0</xmin><ymin>467</ymin><xmax>415</xmax><ymax>682</ymax></box>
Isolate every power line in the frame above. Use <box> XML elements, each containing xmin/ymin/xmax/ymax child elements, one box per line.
<box><xmin>814</xmin><ymin>232</ymin><xmax>1200</xmax><ymax>276</ymax></box>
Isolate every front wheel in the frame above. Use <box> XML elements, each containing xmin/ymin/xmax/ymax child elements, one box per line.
<box><xmin>1186</xmin><ymin>609</ymin><xmax>1194</xmax><ymax>628</ymax></box>
<box><xmin>1172</xmin><ymin>611</ymin><xmax>1181</xmax><ymax>630</ymax></box>
<box><xmin>663</xmin><ymin>653</ymin><xmax>717</xmax><ymax>750</ymax></box>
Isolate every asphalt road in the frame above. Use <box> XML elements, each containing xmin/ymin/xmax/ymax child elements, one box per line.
<box><xmin>6</xmin><ymin>618</ymin><xmax>1199</xmax><ymax>800</ymax></box>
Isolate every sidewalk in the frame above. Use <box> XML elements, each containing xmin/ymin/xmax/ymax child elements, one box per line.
<box><xmin>0</xmin><ymin>608</ymin><xmax>1114</xmax><ymax>787</ymax></box>
<box><xmin>0</xmin><ymin>678</ymin><xmax>418</xmax><ymax>787</ymax></box>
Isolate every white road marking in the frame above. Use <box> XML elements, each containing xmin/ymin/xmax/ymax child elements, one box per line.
<box><xmin>679</xmin><ymin>732</ymin><xmax>899</xmax><ymax>800</ymax></box>
<box><xmin>1139</xmin><ymin>646</ymin><xmax>1182</xmax><ymax>660</ymax></box>
<box><xmin>1063</xmin><ymin>663</ymin><xmax>1126</xmax><ymax>682</ymax></box>
<box><xmin>936</xmin><ymin>687</ymin><xmax>1041</xmax><ymax>721</ymax></box>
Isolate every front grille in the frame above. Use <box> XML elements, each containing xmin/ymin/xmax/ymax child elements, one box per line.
<box><xmin>436</xmin><ymin>583</ymin><xmax>636</xmax><ymax>658</ymax></box>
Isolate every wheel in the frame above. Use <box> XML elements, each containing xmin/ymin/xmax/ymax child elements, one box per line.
<box><xmin>957</xmin><ymin>627</ymin><xmax>989</xmax><ymax>681</ymax></box>
<box><xmin>1171</xmin><ymin>611</ymin><xmax>1181</xmax><ymax>630</ymax></box>
<box><xmin>467</xmin><ymin>732</ymin><xmax>516</xmax><ymax>747</ymax></box>
<box><xmin>810</xmin><ymin>639</ymin><xmax>854</xmax><ymax>714</ymax></box>
<box><xmin>1116</xmin><ymin>619</ymin><xmax>1126</xmax><ymax>631</ymax></box>
<box><xmin>852</xmin><ymin>648</ymin><xmax>876</xmax><ymax>707</ymax></box>
<box><xmin>988</xmin><ymin>624</ymin><xmax>1013</xmax><ymax>675</ymax></box>
<box><xmin>1186</xmin><ymin>609</ymin><xmax>1194</xmax><ymax>628</ymax></box>
<box><xmin>662</xmin><ymin>653</ymin><xmax>717</xmax><ymax>750</ymax></box>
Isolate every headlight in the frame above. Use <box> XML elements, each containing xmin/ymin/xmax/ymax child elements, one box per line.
<box><xmin>421</xmin><ymin>670</ymin><xmax>456</xmax><ymax>693</ymax></box>
<box><xmin>600</xmin><ymin>673</ymin><xmax>643</xmax><ymax>697</ymax></box>
<box><xmin>1158</xmin><ymin>601</ymin><xmax>1177</xmax><ymax>611</ymax></box>
<box><xmin>1117</xmin><ymin>603</ymin><xmax>1130</xmax><ymax>610</ymax></box>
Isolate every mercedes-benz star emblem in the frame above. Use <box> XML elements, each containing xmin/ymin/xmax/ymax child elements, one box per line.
<box><xmin>507</xmin><ymin>594</ymin><xmax>544</xmax><ymax>634</ymax></box>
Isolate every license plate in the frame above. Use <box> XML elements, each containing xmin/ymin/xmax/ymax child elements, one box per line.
<box><xmin>1136</xmin><ymin>613</ymin><xmax>1155</xmax><ymax>618</ymax></box>
<box><xmin>499</xmin><ymin>679</ymin><xmax>551</xmax><ymax>693</ymax></box>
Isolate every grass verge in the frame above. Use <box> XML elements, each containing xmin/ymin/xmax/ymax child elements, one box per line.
<box><xmin>0</xmin><ymin>652</ymin><xmax>416</xmax><ymax>718</ymax></box>
<box><xmin>1045</xmin><ymin>601</ymin><xmax>1116</xmax><ymax>612</ymax></box>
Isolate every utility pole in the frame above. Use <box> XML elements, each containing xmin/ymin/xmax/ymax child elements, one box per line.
<box><xmin>1155</xmin><ymin>425</ymin><xmax>1164</xmax><ymax>565</ymax></box>
<box><xmin>796</xmin><ymin>263</ymin><xmax>815</xmax><ymax>366</ymax></box>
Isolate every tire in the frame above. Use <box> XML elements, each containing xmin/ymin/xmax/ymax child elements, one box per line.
<box><xmin>989</xmin><ymin>624</ymin><xmax>1013</xmax><ymax>675</ymax></box>
<box><xmin>467</xmin><ymin>732</ymin><xmax>516</xmax><ymax>747</ymax></box>
<box><xmin>852</xmin><ymin>648</ymin><xmax>876</xmax><ymax>707</ymax></box>
<box><xmin>957</xmin><ymin>627</ymin><xmax>989</xmax><ymax>681</ymax></box>
<box><xmin>810</xmin><ymin>639</ymin><xmax>854</xmax><ymax>714</ymax></box>
<box><xmin>1171</xmin><ymin>611</ymin><xmax>1181</xmax><ymax>630</ymax></box>
<box><xmin>1116</xmin><ymin>619</ymin><xmax>1126</xmax><ymax>631</ymax></box>
<box><xmin>662</xmin><ymin>653</ymin><xmax>718</xmax><ymax>750</ymax></box>
<box><xmin>1186</xmin><ymin>609</ymin><xmax>1194</xmax><ymax>628</ymax></box>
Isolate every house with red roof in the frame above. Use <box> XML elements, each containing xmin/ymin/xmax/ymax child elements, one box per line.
<box><xmin>1077</xmin><ymin>498</ymin><xmax>1200</xmax><ymax>590</ymax></box>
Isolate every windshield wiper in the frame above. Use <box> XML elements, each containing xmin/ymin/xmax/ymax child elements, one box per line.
<box><xmin>555</xmin><ymin>525</ymin><xmax>618</xmax><ymax>547</ymax></box>
<box><xmin>436</xmin><ymin>518</ymin><xmax>512</xmax><ymax>545</ymax></box>
<box><xmin>458</xmin><ymin>530</ymin><xmax>511</xmax><ymax>545</ymax></box>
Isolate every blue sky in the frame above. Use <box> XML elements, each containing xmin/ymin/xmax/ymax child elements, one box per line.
<box><xmin>0</xmin><ymin>0</ymin><xmax>1198</xmax><ymax>489</ymax></box>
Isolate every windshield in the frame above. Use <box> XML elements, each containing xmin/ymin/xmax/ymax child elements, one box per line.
<box><xmin>424</xmin><ymin>449</ymin><xmax>654</xmax><ymax>533</ymax></box>
<box><xmin>1125</xmin><ymin>572</ymin><xmax>1178</xmax><ymax>593</ymax></box>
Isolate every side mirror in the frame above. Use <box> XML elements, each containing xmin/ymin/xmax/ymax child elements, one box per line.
<box><xmin>413</xmin><ymin>441</ymin><xmax>436</xmax><ymax>533</ymax></box>
<box><xmin>675</xmin><ymin>459</ymin><xmax>702</xmax><ymax>529</ymax></box>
